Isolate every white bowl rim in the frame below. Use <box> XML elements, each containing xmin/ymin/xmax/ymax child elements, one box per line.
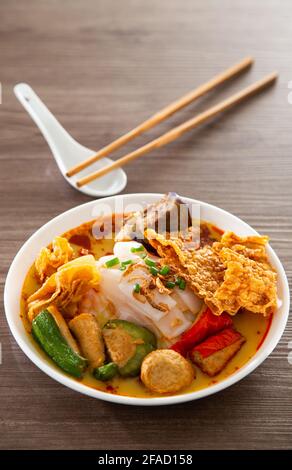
<box><xmin>4</xmin><ymin>193</ymin><xmax>290</xmax><ymax>406</ymax></box>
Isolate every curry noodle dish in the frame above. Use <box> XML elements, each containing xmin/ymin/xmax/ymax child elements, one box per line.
<box><xmin>21</xmin><ymin>193</ymin><xmax>278</xmax><ymax>398</ymax></box>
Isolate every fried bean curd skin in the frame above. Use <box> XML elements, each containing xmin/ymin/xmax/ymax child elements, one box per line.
<box><xmin>35</xmin><ymin>236</ymin><xmax>74</xmax><ymax>281</ymax></box>
<box><xmin>141</xmin><ymin>349</ymin><xmax>194</xmax><ymax>394</ymax></box>
<box><xmin>214</xmin><ymin>231</ymin><xmax>270</xmax><ymax>266</ymax></box>
<box><xmin>146</xmin><ymin>229</ymin><xmax>277</xmax><ymax>317</ymax></box>
<box><xmin>27</xmin><ymin>255</ymin><xmax>100</xmax><ymax>322</ymax></box>
<box><xmin>214</xmin><ymin>248</ymin><xmax>277</xmax><ymax>316</ymax></box>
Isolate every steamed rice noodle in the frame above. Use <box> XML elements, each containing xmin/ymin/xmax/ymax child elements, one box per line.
<box><xmin>93</xmin><ymin>241</ymin><xmax>202</xmax><ymax>340</ymax></box>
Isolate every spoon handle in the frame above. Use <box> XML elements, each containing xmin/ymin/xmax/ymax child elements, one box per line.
<box><xmin>14</xmin><ymin>83</ymin><xmax>78</xmax><ymax>174</ymax></box>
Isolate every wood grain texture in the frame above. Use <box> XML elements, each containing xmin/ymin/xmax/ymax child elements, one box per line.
<box><xmin>67</xmin><ymin>56</ymin><xmax>253</xmax><ymax>177</ymax></box>
<box><xmin>0</xmin><ymin>0</ymin><xmax>291</xmax><ymax>450</ymax></box>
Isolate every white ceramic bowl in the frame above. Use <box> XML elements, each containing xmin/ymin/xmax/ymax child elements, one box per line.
<box><xmin>4</xmin><ymin>194</ymin><xmax>290</xmax><ymax>406</ymax></box>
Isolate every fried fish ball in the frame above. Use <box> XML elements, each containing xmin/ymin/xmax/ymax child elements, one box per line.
<box><xmin>141</xmin><ymin>349</ymin><xmax>195</xmax><ymax>394</ymax></box>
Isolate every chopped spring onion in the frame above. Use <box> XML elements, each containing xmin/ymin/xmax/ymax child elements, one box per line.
<box><xmin>178</xmin><ymin>278</ymin><xmax>186</xmax><ymax>290</ymax></box>
<box><xmin>150</xmin><ymin>266</ymin><xmax>159</xmax><ymax>276</ymax></box>
<box><xmin>175</xmin><ymin>276</ymin><xmax>186</xmax><ymax>290</ymax></box>
<box><xmin>131</xmin><ymin>246</ymin><xmax>145</xmax><ymax>253</ymax></box>
<box><xmin>120</xmin><ymin>259</ymin><xmax>133</xmax><ymax>270</ymax></box>
<box><xmin>121</xmin><ymin>259</ymin><xmax>132</xmax><ymax>266</ymax></box>
<box><xmin>140</xmin><ymin>253</ymin><xmax>147</xmax><ymax>259</ymax></box>
<box><xmin>120</xmin><ymin>260</ymin><xmax>133</xmax><ymax>271</ymax></box>
<box><xmin>159</xmin><ymin>265</ymin><xmax>170</xmax><ymax>276</ymax></box>
<box><xmin>133</xmin><ymin>283</ymin><xmax>141</xmax><ymax>293</ymax></box>
<box><xmin>105</xmin><ymin>257</ymin><xmax>120</xmax><ymax>268</ymax></box>
<box><xmin>165</xmin><ymin>281</ymin><xmax>176</xmax><ymax>289</ymax></box>
<box><xmin>145</xmin><ymin>257</ymin><xmax>157</xmax><ymax>267</ymax></box>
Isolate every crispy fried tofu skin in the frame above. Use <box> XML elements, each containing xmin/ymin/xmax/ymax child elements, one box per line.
<box><xmin>214</xmin><ymin>248</ymin><xmax>277</xmax><ymax>316</ymax></box>
<box><xmin>27</xmin><ymin>255</ymin><xmax>100</xmax><ymax>322</ymax></box>
<box><xmin>215</xmin><ymin>232</ymin><xmax>270</xmax><ymax>266</ymax></box>
<box><xmin>35</xmin><ymin>236</ymin><xmax>74</xmax><ymax>281</ymax></box>
<box><xmin>141</xmin><ymin>349</ymin><xmax>194</xmax><ymax>394</ymax></box>
<box><xmin>190</xmin><ymin>327</ymin><xmax>246</xmax><ymax>376</ymax></box>
<box><xmin>146</xmin><ymin>229</ymin><xmax>277</xmax><ymax>317</ymax></box>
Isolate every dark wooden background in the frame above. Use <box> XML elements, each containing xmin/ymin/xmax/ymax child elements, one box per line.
<box><xmin>0</xmin><ymin>0</ymin><xmax>291</xmax><ymax>450</ymax></box>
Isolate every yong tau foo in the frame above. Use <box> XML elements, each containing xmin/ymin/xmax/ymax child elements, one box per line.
<box><xmin>21</xmin><ymin>193</ymin><xmax>278</xmax><ymax>398</ymax></box>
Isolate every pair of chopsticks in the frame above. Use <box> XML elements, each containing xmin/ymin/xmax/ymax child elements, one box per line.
<box><xmin>67</xmin><ymin>57</ymin><xmax>277</xmax><ymax>187</ymax></box>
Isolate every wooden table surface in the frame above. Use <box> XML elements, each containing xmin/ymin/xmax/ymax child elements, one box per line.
<box><xmin>1</xmin><ymin>0</ymin><xmax>291</xmax><ymax>450</ymax></box>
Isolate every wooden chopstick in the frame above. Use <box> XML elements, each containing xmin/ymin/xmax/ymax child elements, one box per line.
<box><xmin>76</xmin><ymin>72</ymin><xmax>277</xmax><ymax>188</ymax></box>
<box><xmin>67</xmin><ymin>56</ymin><xmax>253</xmax><ymax>177</ymax></box>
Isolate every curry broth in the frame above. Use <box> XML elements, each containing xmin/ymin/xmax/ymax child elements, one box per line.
<box><xmin>20</xmin><ymin>218</ymin><xmax>271</xmax><ymax>398</ymax></box>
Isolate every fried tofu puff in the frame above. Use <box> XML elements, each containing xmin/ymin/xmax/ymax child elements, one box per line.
<box><xmin>141</xmin><ymin>349</ymin><xmax>195</xmax><ymax>394</ymax></box>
